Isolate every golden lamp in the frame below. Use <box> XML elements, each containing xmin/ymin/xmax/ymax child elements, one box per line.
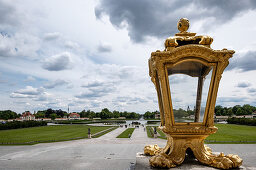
<box><xmin>144</xmin><ymin>18</ymin><xmax>242</xmax><ymax>169</ymax></box>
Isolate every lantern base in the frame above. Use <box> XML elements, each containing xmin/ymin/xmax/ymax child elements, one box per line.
<box><xmin>144</xmin><ymin>135</ymin><xmax>242</xmax><ymax>169</ymax></box>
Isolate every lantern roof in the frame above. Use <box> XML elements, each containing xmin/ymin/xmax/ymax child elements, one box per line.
<box><xmin>164</xmin><ymin>18</ymin><xmax>213</xmax><ymax>51</ymax></box>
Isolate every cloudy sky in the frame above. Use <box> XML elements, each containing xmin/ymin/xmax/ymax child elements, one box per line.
<box><xmin>1</xmin><ymin>0</ymin><xmax>256</xmax><ymax>114</ymax></box>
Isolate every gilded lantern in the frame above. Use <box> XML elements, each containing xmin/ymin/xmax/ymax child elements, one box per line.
<box><xmin>144</xmin><ymin>18</ymin><xmax>242</xmax><ymax>169</ymax></box>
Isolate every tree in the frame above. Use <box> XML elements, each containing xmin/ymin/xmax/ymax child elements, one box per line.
<box><xmin>0</xmin><ymin>110</ymin><xmax>18</xmax><ymax>120</ymax></box>
<box><xmin>50</xmin><ymin>113</ymin><xmax>57</xmax><ymax>120</ymax></box>
<box><xmin>144</xmin><ymin>111</ymin><xmax>155</xmax><ymax>119</ymax></box>
<box><xmin>215</xmin><ymin>105</ymin><xmax>223</xmax><ymax>116</ymax></box>
<box><xmin>173</xmin><ymin>108</ymin><xmax>188</xmax><ymax>118</ymax></box>
<box><xmin>242</xmin><ymin>104</ymin><xmax>253</xmax><ymax>115</ymax></box>
<box><xmin>113</xmin><ymin>110</ymin><xmax>120</xmax><ymax>118</ymax></box>
<box><xmin>99</xmin><ymin>108</ymin><xmax>111</xmax><ymax>119</ymax></box>
<box><xmin>227</xmin><ymin>108</ymin><xmax>233</xmax><ymax>116</ymax></box>
<box><xmin>55</xmin><ymin>109</ymin><xmax>66</xmax><ymax>118</ymax></box>
<box><xmin>232</xmin><ymin>105</ymin><xmax>241</xmax><ymax>115</ymax></box>
<box><xmin>45</xmin><ymin>109</ymin><xmax>54</xmax><ymax>118</ymax></box>
<box><xmin>236</xmin><ymin>108</ymin><xmax>243</xmax><ymax>116</ymax></box>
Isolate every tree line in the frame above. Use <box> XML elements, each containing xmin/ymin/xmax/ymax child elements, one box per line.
<box><xmin>79</xmin><ymin>108</ymin><xmax>141</xmax><ymax>119</ymax></box>
<box><xmin>143</xmin><ymin>104</ymin><xmax>256</xmax><ymax>119</ymax></box>
<box><xmin>0</xmin><ymin>108</ymin><xmax>141</xmax><ymax>120</ymax></box>
<box><xmin>1</xmin><ymin>104</ymin><xmax>256</xmax><ymax>121</ymax></box>
<box><xmin>215</xmin><ymin>104</ymin><xmax>256</xmax><ymax>116</ymax></box>
<box><xmin>144</xmin><ymin>108</ymin><xmax>194</xmax><ymax>119</ymax></box>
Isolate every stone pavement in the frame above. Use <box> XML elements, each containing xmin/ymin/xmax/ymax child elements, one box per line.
<box><xmin>0</xmin><ymin>126</ymin><xmax>255</xmax><ymax>170</ymax></box>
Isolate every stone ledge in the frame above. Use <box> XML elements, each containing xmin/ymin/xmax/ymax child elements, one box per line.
<box><xmin>134</xmin><ymin>152</ymin><xmax>252</xmax><ymax>170</ymax></box>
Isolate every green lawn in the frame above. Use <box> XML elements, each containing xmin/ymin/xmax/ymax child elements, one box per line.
<box><xmin>146</xmin><ymin>124</ymin><xmax>256</xmax><ymax>143</ymax></box>
<box><xmin>146</xmin><ymin>126</ymin><xmax>167</xmax><ymax>139</ymax></box>
<box><xmin>0</xmin><ymin>125</ymin><xmax>114</xmax><ymax>145</ymax></box>
<box><xmin>116</xmin><ymin>128</ymin><xmax>135</xmax><ymax>138</ymax></box>
<box><xmin>205</xmin><ymin>124</ymin><xmax>256</xmax><ymax>143</ymax></box>
<box><xmin>146</xmin><ymin>126</ymin><xmax>154</xmax><ymax>138</ymax></box>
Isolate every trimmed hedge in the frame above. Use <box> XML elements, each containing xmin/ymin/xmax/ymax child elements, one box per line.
<box><xmin>227</xmin><ymin>117</ymin><xmax>256</xmax><ymax>126</ymax></box>
<box><xmin>0</xmin><ymin>121</ymin><xmax>47</xmax><ymax>130</ymax></box>
<box><xmin>56</xmin><ymin>120</ymin><xmax>126</xmax><ymax>124</ymax></box>
<box><xmin>146</xmin><ymin>120</ymin><xmax>160</xmax><ymax>124</ymax></box>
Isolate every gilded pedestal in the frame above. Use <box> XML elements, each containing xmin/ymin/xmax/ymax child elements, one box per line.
<box><xmin>145</xmin><ymin>132</ymin><xmax>242</xmax><ymax>169</ymax></box>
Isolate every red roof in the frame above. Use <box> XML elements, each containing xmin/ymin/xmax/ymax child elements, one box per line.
<box><xmin>69</xmin><ymin>112</ymin><xmax>80</xmax><ymax>117</ymax></box>
<box><xmin>22</xmin><ymin>111</ymin><xmax>35</xmax><ymax>117</ymax></box>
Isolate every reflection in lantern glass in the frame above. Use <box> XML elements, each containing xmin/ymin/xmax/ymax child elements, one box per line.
<box><xmin>168</xmin><ymin>61</ymin><xmax>213</xmax><ymax>123</ymax></box>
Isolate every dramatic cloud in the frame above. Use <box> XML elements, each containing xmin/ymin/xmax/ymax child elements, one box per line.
<box><xmin>42</xmin><ymin>52</ymin><xmax>73</xmax><ymax>71</ymax></box>
<box><xmin>43</xmin><ymin>79</ymin><xmax>69</xmax><ymax>89</ymax></box>
<box><xmin>228</xmin><ymin>51</ymin><xmax>256</xmax><ymax>72</ymax></box>
<box><xmin>10</xmin><ymin>86</ymin><xmax>44</xmax><ymax>98</ymax></box>
<box><xmin>95</xmin><ymin>0</ymin><xmax>256</xmax><ymax>42</ymax></box>
<box><xmin>44</xmin><ymin>32</ymin><xmax>61</xmax><ymax>41</ymax></box>
<box><xmin>97</xmin><ymin>42</ymin><xmax>112</xmax><ymax>53</ymax></box>
<box><xmin>1</xmin><ymin>1</ymin><xmax>256</xmax><ymax>113</ymax></box>
<box><xmin>237</xmin><ymin>82</ymin><xmax>251</xmax><ymax>88</ymax></box>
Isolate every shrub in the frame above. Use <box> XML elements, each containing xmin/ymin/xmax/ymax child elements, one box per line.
<box><xmin>0</xmin><ymin>121</ymin><xmax>47</xmax><ymax>130</ymax></box>
<box><xmin>227</xmin><ymin>117</ymin><xmax>256</xmax><ymax>126</ymax></box>
<box><xmin>147</xmin><ymin>120</ymin><xmax>160</xmax><ymax>124</ymax></box>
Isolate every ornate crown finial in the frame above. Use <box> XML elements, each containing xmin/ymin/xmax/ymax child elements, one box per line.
<box><xmin>177</xmin><ymin>18</ymin><xmax>189</xmax><ymax>33</ymax></box>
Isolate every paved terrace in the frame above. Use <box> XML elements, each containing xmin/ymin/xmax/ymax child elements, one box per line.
<box><xmin>0</xmin><ymin>126</ymin><xmax>255</xmax><ymax>170</ymax></box>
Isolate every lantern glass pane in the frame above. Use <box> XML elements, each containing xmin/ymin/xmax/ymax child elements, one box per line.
<box><xmin>168</xmin><ymin>61</ymin><xmax>213</xmax><ymax>123</ymax></box>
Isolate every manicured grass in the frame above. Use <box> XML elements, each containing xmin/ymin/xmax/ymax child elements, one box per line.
<box><xmin>116</xmin><ymin>128</ymin><xmax>135</xmax><ymax>138</ymax></box>
<box><xmin>92</xmin><ymin>126</ymin><xmax>118</xmax><ymax>138</ymax></box>
<box><xmin>146</xmin><ymin>126</ymin><xmax>154</xmax><ymax>138</ymax></box>
<box><xmin>205</xmin><ymin>124</ymin><xmax>256</xmax><ymax>143</ymax></box>
<box><xmin>146</xmin><ymin>126</ymin><xmax>166</xmax><ymax>139</ymax></box>
<box><xmin>146</xmin><ymin>124</ymin><xmax>256</xmax><ymax>143</ymax></box>
<box><xmin>156</xmin><ymin>128</ymin><xmax>167</xmax><ymax>139</ymax></box>
<box><xmin>0</xmin><ymin>125</ymin><xmax>113</xmax><ymax>145</ymax></box>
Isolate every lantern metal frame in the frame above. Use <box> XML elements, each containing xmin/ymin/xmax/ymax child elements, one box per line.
<box><xmin>144</xmin><ymin>18</ymin><xmax>242</xmax><ymax>169</ymax></box>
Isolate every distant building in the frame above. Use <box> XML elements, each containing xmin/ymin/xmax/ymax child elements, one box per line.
<box><xmin>234</xmin><ymin>115</ymin><xmax>254</xmax><ymax>119</ymax></box>
<box><xmin>21</xmin><ymin>111</ymin><xmax>35</xmax><ymax>121</ymax></box>
<box><xmin>55</xmin><ymin>118</ymin><xmax>68</xmax><ymax>121</ymax></box>
<box><xmin>188</xmin><ymin>115</ymin><xmax>195</xmax><ymax>119</ymax></box>
<box><xmin>15</xmin><ymin>118</ymin><xmax>23</xmax><ymax>121</ymax></box>
<box><xmin>80</xmin><ymin>117</ymin><xmax>89</xmax><ymax>120</ymax></box>
<box><xmin>69</xmin><ymin>112</ymin><xmax>80</xmax><ymax>119</ymax></box>
<box><xmin>40</xmin><ymin>118</ymin><xmax>51</xmax><ymax>121</ymax></box>
<box><xmin>155</xmin><ymin>113</ymin><xmax>160</xmax><ymax>119</ymax></box>
<box><xmin>118</xmin><ymin>117</ymin><xmax>126</xmax><ymax>119</ymax></box>
<box><xmin>214</xmin><ymin>116</ymin><xmax>229</xmax><ymax>122</ymax></box>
